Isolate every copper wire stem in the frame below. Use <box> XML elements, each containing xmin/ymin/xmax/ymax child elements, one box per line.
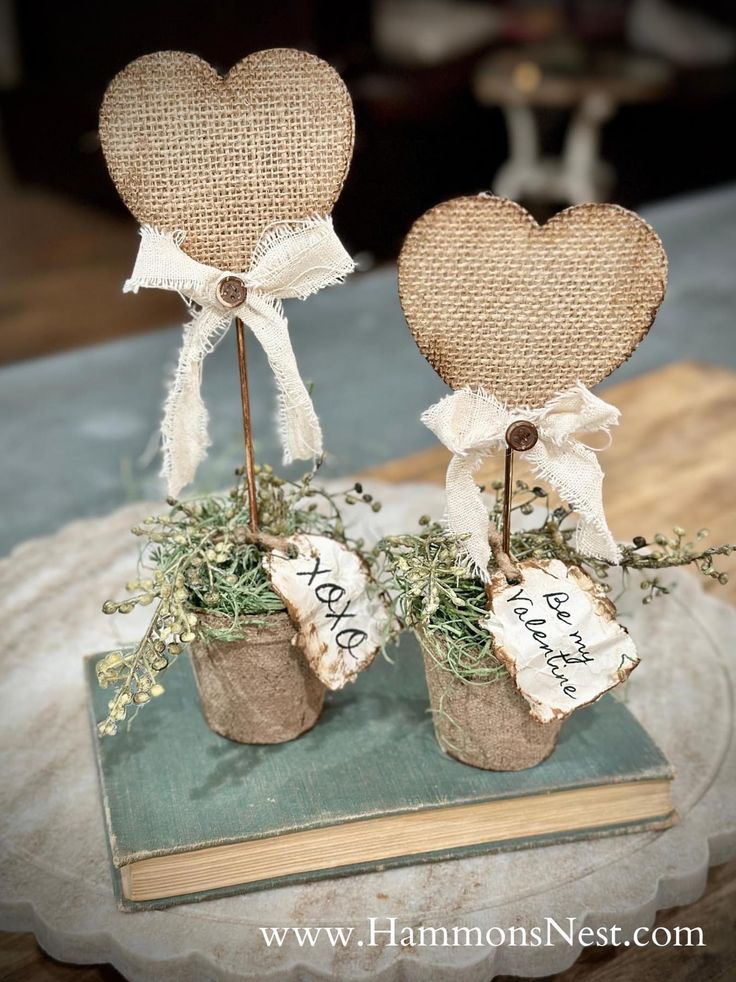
<box><xmin>235</xmin><ymin>317</ymin><xmax>259</xmax><ymax>533</ymax></box>
<box><xmin>502</xmin><ymin>445</ymin><xmax>514</xmax><ymax>556</ymax></box>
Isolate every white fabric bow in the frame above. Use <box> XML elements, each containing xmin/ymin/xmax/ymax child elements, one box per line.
<box><xmin>124</xmin><ymin>217</ymin><xmax>354</xmax><ymax>497</ymax></box>
<box><xmin>422</xmin><ymin>383</ymin><xmax>623</xmax><ymax>581</ymax></box>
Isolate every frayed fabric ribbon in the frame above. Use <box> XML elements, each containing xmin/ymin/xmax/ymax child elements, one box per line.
<box><xmin>124</xmin><ymin>217</ymin><xmax>354</xmax><ymax>497</ymax></box>
<box><xmin>422</xmin><ymin>383</ymin><xmax>623</xmax><ymax>581</ymax></box>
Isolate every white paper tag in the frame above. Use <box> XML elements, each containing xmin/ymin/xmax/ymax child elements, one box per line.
<box><xmin>263</xmin><ymin>534</ymin><xmax>390</xmax><ymax>690</ymax></box>
<box><xmin>480</xmin><ymin>559</ymin><xmax>639</xmax><ymax>723</ymax></box>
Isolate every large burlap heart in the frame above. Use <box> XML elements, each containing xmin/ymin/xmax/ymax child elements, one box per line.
<box><xmin>398</xmin><ymin>196</ymin><xmax>667</xmax><ymax>406</ymax></box>
<box><xmin>99</xmin><ymin>49</ymin><xmax>354</xmax><ymax>271</ymax></box>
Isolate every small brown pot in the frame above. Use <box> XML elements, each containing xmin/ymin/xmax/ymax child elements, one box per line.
<box><xmin>189</xmin><ymin>611</ymin><xmax>325</xmax><ymax>744</ymax></box>
<box><xmin>418</xmin><ymin>628</ymin><xmax>562</xmax><ymax>771</ymax></box>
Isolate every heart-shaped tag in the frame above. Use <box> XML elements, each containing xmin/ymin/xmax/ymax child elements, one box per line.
<box><xmin>100</xmin><ymin>49</ymin><xmax>354</xmax><ymax>271</ymax></box>
<box><xmin>398</xmin><ymin>195</ymin><xmax>667</xmax><ymax>406</ymax></box>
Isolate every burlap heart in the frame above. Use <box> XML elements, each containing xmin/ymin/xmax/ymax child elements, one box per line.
<box><xmin>398</xmin><ymin>196</ymin><xmax>667</xmax><ymax>406</ymax></box>
<box><xmin>99</xmin><ymin>49</ymin><xmax>354</xmax><ymax>271</ymax></box>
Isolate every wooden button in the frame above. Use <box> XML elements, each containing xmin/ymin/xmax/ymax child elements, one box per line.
<box><xmin>216</xmin><ymin>275</ymin><xmax>247</xmax><ymax>308</ymax></box>
<box><xmin>505</xmin><ymin>420</ymin><xmax>539</xmax><ymax>452</ymax></box>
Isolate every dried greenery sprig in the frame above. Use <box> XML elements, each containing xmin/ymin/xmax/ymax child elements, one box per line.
<box><xmin>96</xmin><ymin>463</ymin><xmax>385</xmax><ymax>736</ymax></box>
<box><xmin>380</xmin><ymin>482</ymin><xmax>733</xmax><ymax>685</ymax></box>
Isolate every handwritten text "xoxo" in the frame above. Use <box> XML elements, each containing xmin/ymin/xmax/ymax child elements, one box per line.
<box><xmin>297</xmin><ymin>554</ymin><xmax>368</xmax><ymax>656</ymax></box>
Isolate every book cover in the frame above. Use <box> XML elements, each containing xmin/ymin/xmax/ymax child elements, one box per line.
<box><xmin>85</xmin><ymin>635</ymin><xmax>674</xmax><ymax>911</ymax></box>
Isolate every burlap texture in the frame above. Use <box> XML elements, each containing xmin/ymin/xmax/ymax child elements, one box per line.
<box><xmin>398</xmin><ymin>195</ymin><xmax>667</xmax><ymax>407</ymax></box>
<box><xmin>99</xmin><ymin>49</ymin><xmax>354</xmax><ymax>271</ymax></box>
<box><xmin>189</xmin><ymin>611</ymin><xmax>325</xmax><ymax>744</ymax></box>
<box><xmin>418</xmin><ymin>629</ymin><xmax>562</xmax><ymax>771</ymax></box>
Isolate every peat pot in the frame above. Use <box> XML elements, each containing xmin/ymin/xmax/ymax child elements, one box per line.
<box><xmin>189</xmin><ymin>611</ymin><xmax>325</xmax><ymax>744</ymax></box>
<box><xmin>418</xmin><ymin>627</ymin><xmax>562</xmax><ymax>771</ymax></box>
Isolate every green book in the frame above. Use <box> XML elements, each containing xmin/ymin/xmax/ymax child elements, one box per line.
<box><xmin>85</xmin><ymin>637</ymin><xmax>675</xmax><ymax>911</ymax></box>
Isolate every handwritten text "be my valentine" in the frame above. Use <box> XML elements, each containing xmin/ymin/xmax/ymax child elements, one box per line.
<box><xmin>506</xmin><ymin>587</ymin><xmax>595</xmax><ymax>700</ymax></box>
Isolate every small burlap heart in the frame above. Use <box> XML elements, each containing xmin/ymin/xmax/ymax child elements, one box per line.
<box><xmin>99</xmin><ymin>49</ymin><xmax>354</xmax><ymax>271</ymax></box>
<box><xmin>398</xmin><ymin>196</ymin><xmax>667</xmax><ymax>406</ymax></box>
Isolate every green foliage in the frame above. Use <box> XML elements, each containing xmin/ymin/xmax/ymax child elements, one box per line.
<box><xmin>96</xmin><ymin>464</ymin><xmax>383</xmax><ymax>736</ymax></box>
<box><xmin>381</xmin><ymin>482</ymin><xmax>734</xmax><ymax>685</ymax></box>
<box><xmin>97</xmin><ymin>471</ymin><xmax>733</xmax><ymax>732</ymax></box>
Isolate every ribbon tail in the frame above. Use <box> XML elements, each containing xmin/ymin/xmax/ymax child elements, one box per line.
<box><xmin>527</xmin><ymin>442</ymin><xmax>622</xmax><ymax>563</ymax></box>
<box><xmin>445</xmin><ymin>453</ymin><xmax>493</xmax><ymax>583</ymax></box>
<box><xmin>161</xmin><ymin>307</ymin><xmax>230</xmax><ymax>497</ymax></box>
<box><xmin>245</xmin><ymin>296</ymin><xmax>323</xmax><ymax>462</ymax></box>
<box><xmin>422</xmin><ymin>388</ymin><xmax>508</xmax><ymax>582</ymax></box>
<box><xmin>124</xmin><ymin>225</ymin><xmax>220</xmax><ymax>296</ymax></box>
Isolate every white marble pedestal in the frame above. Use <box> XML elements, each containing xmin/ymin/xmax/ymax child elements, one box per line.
<box><xmin>1</xmin><ymin>483</ymin><xmax>734</xmax><ymax>980</ymax></box>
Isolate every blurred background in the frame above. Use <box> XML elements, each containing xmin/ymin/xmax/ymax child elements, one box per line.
<box><xmin>1</xmin><ymin>0</ymin><xmax>735</xmax><ymax>551</ymax></box>
<box><xmin>2</xmin><ymin>0</ymin><xmax>735</xmax><ymax>360</ymax></box>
